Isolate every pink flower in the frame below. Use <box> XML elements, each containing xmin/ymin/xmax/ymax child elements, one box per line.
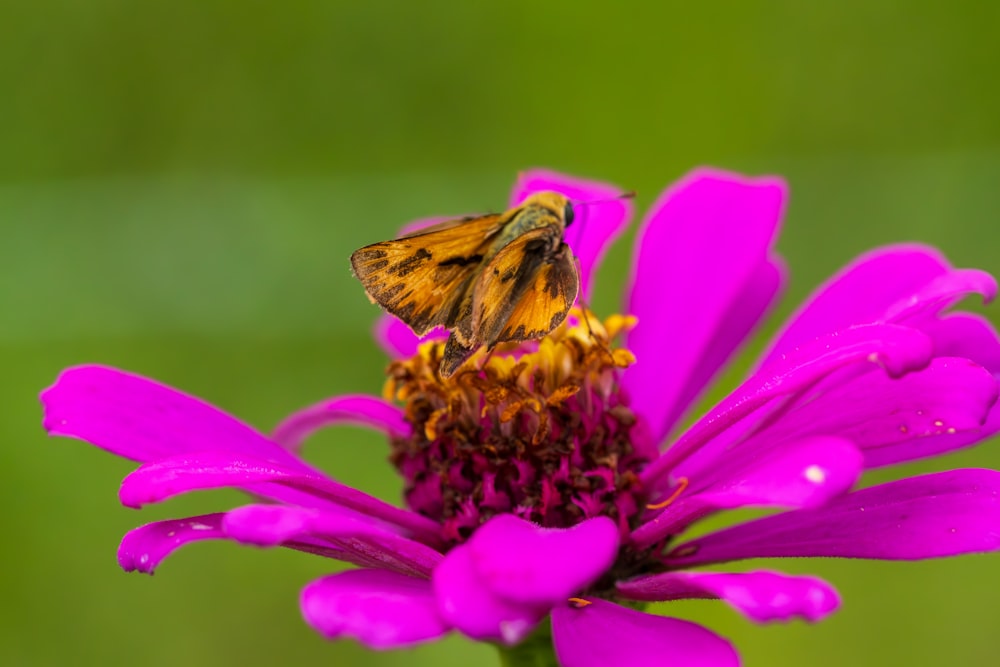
<box><xmin>42</xmin><ymin>169</ymin><xmax>1000</xmax><ymax>666</ymax></box>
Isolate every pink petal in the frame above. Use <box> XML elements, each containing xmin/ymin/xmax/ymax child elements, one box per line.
<box><xmin>923</xmin><ymin>313</ymin><xmax>1000</xmax><ymax>373</ymax></box>
<box><xmin>641</xmin><ymin>323</ymin><xmax>933</xmax><ymax>487</ymax></box>
<box><xmin>373</xmin><ymin>315</ymin><xmax>446</xmax><ymax>358</ymax></box>
<box><xmin>41</xmin><ymin>365</ymin><xmax>306</xmax><ymax>468</ymax></box>
<box><xmin>116</xmin><ymin>508</ymin><xmax>400</xmax><ymax>575</ymax></box>
<box><xmin>886</xmin><ymin>268</ymin><xmax>996</xmax><ymax>324</ymax></box>
<box><xmin>301</xmin><ymin>569</ymin><xmax>450</xmax><ymax>649</ymax></box>
<box><xmin>222</xmin><ymin>504</ymin><xmax>442</xmax><ymax>578</ymax></box>
<box><xmin>623</xmin><ymin>168</ymin><xmax>786</xmax><ymax>444</ymax></box>
<box><xmin>750</xmin><ymin>357</ymin><xmax>999</xmax><ymax>468</ymax></box>
<box><xmin>117</xmin><ymin>512</ymin><xmax>370</xmax><ymax>574</ymax></box>
<box><xmin>432</xmin><ymin>541</ymin><xmax>548</xmax><ymax>645</ymax></box>
<box><xmin>118</xmin><ymin>514</ymin><xmax>226</xmax><ymax>574</ymax></box>
<box><xmin>632</xmin><ymin>436</ymin><xmax>862</xmax><ymax>548</ymax></box>
<box><xmin>431</xmin><ymin>515</ymin><xmax>619</xmax><ymax>645</ymax></box>
<box><xmin>864</xmin><ymin>398</ymin><xmax>1000</xmax><ymax>470</ymax></box>
<box><xmin>913</xmin><ymin>315</ymin><xmax>1000</xmax><ymax>458</ymax></box>
<box><xmin>271</xmin><ymin>394</ymin><xmax>409</xmax><ymax>453</ymax></box>
<box><xmin>668</xmin><ymin>468</ymin><xmax>1000</xmax><ymax>567</ymax></box>
<box><xmin>511</xmin><ymin>169</ymin><xmax>634</xmax><ymax>300</ymax></box>
<box><xmin>617</xmin><ymin>570</ymin><xmax>840</xmax><ymax>623</ymax></box>
<box><xmin>762</xmin><ymin>245</ymin><xmax>995</xmax><ymax>366</ymax></box>
<box><xmin>467</xmin><ymin>514</ymin><xmax>619</xmax><ymax>605</ymax></box>
<box><xmin>551</xmin><ymin>599</ymin><xmax>739</xmax><ymax>667</ymax></box>
<box><xmin>38</xmin><ymin>367</ymin><xmax>438</xmax><ymax>541</ymax></box>
<box><xmin>118</xmin><ymin>451</ymin><xmax>442</xmax><ymax>546</ymax></box>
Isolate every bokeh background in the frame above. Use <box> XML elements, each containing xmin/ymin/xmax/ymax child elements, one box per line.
<box><xmin>4</xmin><ymin>1</ymin><xmax>1000</xmax><ymax>665</ymax></box>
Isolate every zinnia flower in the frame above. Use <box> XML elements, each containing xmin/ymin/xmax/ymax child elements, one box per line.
<box><xmin>42</xmin><ymin>168</ymin><xmax>1000</xmax><ymax>667</ymax></box>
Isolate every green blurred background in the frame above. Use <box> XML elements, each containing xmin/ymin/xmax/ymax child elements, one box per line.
<box><xmin>3</xmin><ymin>1</ymin><xmax>1000</xmax><ymax>665</ymax></box>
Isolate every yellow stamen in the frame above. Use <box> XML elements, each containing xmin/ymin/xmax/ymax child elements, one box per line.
<box><xmin>384</xmin><ymin>307</ymin><xmax>636</xmax><ymax>408</ymax></box>
<box><xmin>567</xmin><ymin>597</ymin><xmax>592</xmax><ymax>608</ymax></box>
<box><xmin>604</xmin><ymin>314</ymin><xmax>638</xmax><ymax>339</ymax></box>
<box><xmin>500</xmin><ymin>401</ymin><xmax>524</xmax><ymax>423</ymax></box>
<box><xmin>424</xmin><ymin>408</ymin><xmax>447</xmax><ymax>441</ymax></box>
<box><xmin>611</xmin><ymin>348</ymin><xmax>636</xmax><ymax>367</ymax></box>
<box><xmin>546</xmin><ymin>383</ymin><xmax>581</xmax><ymax>407</ymax></box>
<box><xmin>646</xmin><ymin>477</ymin><xmax>689</xmax><ymax>510</ymax></box>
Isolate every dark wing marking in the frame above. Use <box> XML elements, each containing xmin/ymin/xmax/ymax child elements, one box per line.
<box><xmin>350</xmin><ymin>213</ymin><xmax>505</xmax><ymax>336</ymax></box>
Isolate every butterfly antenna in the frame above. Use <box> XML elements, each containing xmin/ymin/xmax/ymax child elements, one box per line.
<box><xmin>571</xmin><ymin>190</ymin><xmax>636</xmax><ymax>208</ymax></box>
<box><xmin>568</xmin><ymin>189</ymin><xmax>635</xmax><ymax>255</ymax></box>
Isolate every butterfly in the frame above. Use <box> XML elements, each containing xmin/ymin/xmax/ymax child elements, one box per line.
<box><xmin>351</xmin><ymin>192</ymin><xmax>580</xmax><ymax>377</ymax></box>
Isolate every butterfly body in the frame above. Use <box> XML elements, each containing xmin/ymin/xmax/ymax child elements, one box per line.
<box><xmin>351</xmin><ymin>192</ymin><xmax>579</xmax><ymax>377</ymax></box>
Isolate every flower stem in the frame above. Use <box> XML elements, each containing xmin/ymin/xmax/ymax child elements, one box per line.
<box><xmin>495</xmin><ymin>627</ymin><xmax>559</xmax><ymax>667</ymax></box>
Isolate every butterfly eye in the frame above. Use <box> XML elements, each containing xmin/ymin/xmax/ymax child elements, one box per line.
<box><xmin>563</xmin><ymin>202</ymin><xmax>575</xmax><ymax>227</ymax></box>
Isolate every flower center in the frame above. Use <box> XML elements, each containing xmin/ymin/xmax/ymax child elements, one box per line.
<box><xmin>385</xmin><ymin>310</ymin><xmax>651</xmax><ymax>546</ymax></box>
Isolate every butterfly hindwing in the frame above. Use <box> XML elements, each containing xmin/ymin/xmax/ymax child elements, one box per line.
<box><xmin>471</xmin><ymin>227</ymin><xmax>580</xmax><ymax>348</ymax></box>
<box><xmin>350</xmin><ymin>213</ymin><xmax>505</xmax><ymax>336</ymax></box>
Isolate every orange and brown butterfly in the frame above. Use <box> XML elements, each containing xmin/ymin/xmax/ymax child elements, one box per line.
<box><xmin>350</xmin><ymin>192</ymin><xmax>581</xmax><ymax>377</ymax></box>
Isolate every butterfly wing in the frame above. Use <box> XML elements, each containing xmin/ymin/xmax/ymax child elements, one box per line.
<box><xmin>350</xmin><ymin>214</ymin><xmax>506</xmax><ymax>336</ymax></box>
<box><xmin>470</xmin><ymin>227</ymin><xmax>580</xmax><ymax>348</ymax></box>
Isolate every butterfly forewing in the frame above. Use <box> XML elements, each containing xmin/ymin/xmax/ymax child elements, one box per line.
<box><xmin>471</xmin><ymin>227</ymin><xmax>579</xmax><ymax>347</ymax></box>
<box><xmin>350</xmin><ymin>213</ymin><xmax>505</xmax><ymax>336</ymax></box>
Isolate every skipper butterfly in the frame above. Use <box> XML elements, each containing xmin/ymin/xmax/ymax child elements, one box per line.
<box><xmin>351</xmin><ymin>192</ymin><xmax>580</xmax><ymax>377</ymax></box>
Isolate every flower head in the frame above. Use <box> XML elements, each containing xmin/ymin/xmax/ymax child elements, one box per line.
<box><xmin>42</xmin><ymin>168</ymin><xmax>1000</xmax><ymax>666</ymax></box>
<box><xmin>386</xmin><ymin>311</ymin><xmax>644</xmax><ymax>541</ymax></box>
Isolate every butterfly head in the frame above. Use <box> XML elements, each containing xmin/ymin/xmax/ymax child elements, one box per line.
<box><xmin>519</xmin><ymin>191</ymin><xmax>575</xmax><ymax>229</ymax></box>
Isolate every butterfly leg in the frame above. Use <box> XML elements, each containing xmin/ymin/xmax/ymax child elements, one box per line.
<box><xmin>573</xmin><ymin>278</ymin><xmax>615</xmax><ymax>365</ymax></box>
<box><xmin>478</xmin><ymin>345</ymin><xmax>498</xmax><ymax>372</ymax></box>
